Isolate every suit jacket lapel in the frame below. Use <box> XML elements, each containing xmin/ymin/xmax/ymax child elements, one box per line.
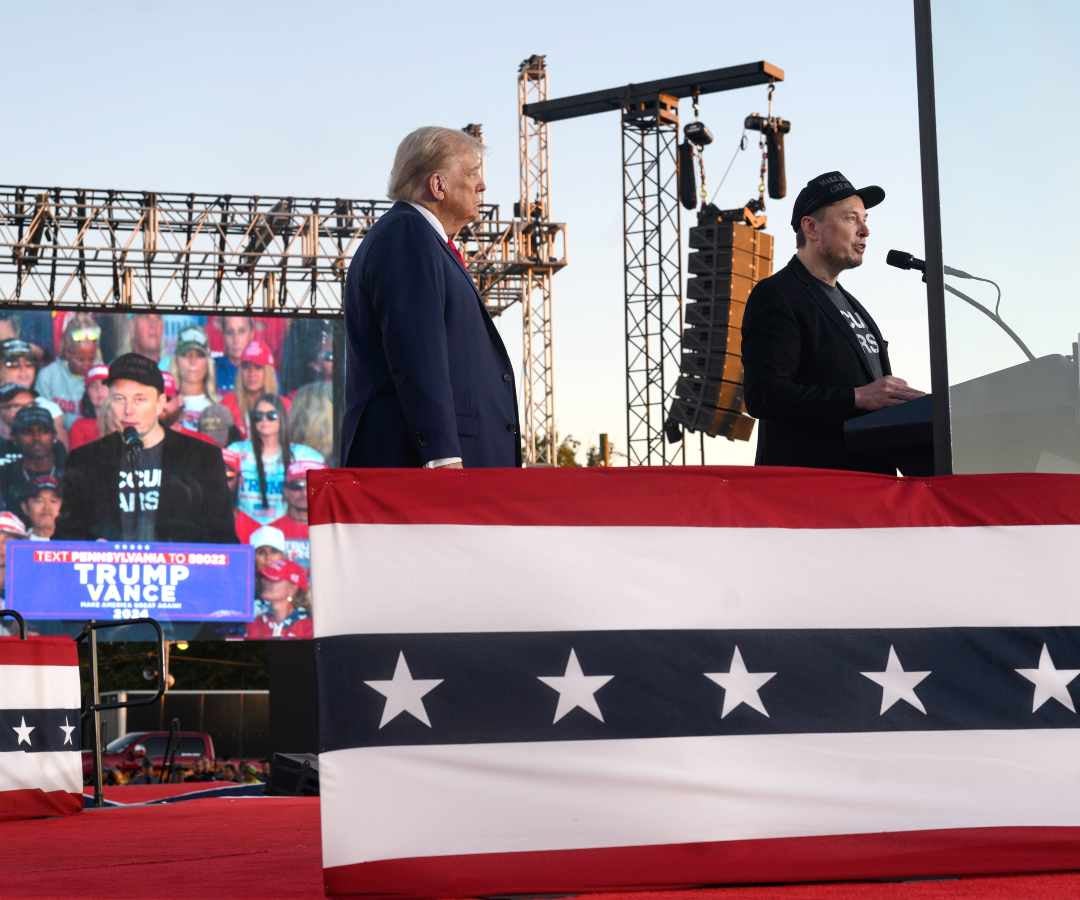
<box><xmin>438</xmin><ymin>234</ymin><xmax>514</xmax><ymax>371</ymax></box>
<box><xmin>789</xmin><ymin>257</ymin><xmax>876</xmax><ymax>382</ymax></box>
<box><xmin>399</xmin><ymin>203</ymin><xmax>514</xmax><ymax>372</ymax></box>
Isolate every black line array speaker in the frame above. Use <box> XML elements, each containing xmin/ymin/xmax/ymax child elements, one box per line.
<box><xmin>669</xmin><ymin>222</ymin><xmax>773</xmax><ymax>441</ymax></box>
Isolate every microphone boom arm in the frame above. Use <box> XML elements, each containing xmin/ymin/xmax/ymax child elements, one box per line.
<box><xmin>940</xmin><ymin>280</ymin><xmax>1035</xmax><ymax>362</ymax></box>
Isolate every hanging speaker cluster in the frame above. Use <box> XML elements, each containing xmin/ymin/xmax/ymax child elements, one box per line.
<box><xmin>667</xmin><ymin>221</ymin><xmax>773</xmax><ymax>441</ymax></box>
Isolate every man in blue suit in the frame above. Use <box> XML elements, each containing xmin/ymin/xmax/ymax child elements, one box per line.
<box><xmin>342</xmin><ymin>126</ymin><xmax>521</xmax><ymax>469</ymax></box>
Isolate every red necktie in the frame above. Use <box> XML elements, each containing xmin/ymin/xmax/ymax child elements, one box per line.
<box><xmin>447</xmin><ymin>239</ymin><xmax>466</xmax><ymax>267</ymax></box>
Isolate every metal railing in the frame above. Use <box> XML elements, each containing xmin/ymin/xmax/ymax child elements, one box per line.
<box><xmin>77</xmin><ymin>618</ymin><xmax>167</xmax><ymax>808</ymax></box>
<box><xmin>0</xmin><ymin>609</ymin><xmax>26</xmax><ymax>639</ymax></box>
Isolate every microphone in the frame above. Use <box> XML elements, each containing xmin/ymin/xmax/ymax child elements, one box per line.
<box><xmin>122</xmin><ymin>427</ymin><xmax>143</xmax><ymax>452</ymax></box>
<box><xmin>887</xmin><ymin>250</ymin><xmax>1035</xmax><ymax>362</ymax></box>
<box><xmin>886</xmin><ymin>249</ymin><xmax>972</xmax><ymax>279</ymax></box>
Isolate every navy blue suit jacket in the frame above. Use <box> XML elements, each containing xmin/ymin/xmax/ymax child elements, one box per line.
<box><xmin>341</xmin><ymin>202</ymin><xmax>522</xmax><ymax>468</ymax></box>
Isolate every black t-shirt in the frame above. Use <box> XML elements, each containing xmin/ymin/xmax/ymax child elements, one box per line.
<box><xmin>119</xmin><ymin>442</ymin><xmax>163</xmax><ymax>541</ymax></box>
<box><xmin>816</xmin><ymin>279</ymin><xmax>883</xmax><ymax>380</ymax></box>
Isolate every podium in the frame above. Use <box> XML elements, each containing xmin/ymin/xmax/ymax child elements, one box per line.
<box><xmin>846</xmin><ymin>353</ymin><xmax>1080</xmax><ymax>474</ymax></box>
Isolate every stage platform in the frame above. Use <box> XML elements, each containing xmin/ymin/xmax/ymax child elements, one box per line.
<box><xmin>3</xmin><ymin>791</ymin><xmax>1080</xmax><ymax>898</ymax></box>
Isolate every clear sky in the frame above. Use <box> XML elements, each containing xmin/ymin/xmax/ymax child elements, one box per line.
<box><xmin>3</xmin><ymin>2</ymin><xmax>1076</xmax><ymax>465</ymax></box>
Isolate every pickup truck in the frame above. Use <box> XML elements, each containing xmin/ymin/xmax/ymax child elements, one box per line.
<box><xmin>81</xmin><ymin>730</ymin><xmax>215</xmax><ymax>782</ymax></box>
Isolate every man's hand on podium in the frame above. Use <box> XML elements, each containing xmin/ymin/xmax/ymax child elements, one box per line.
<box><xmin>854</xmin><ymin>376</ymin><xmax>926</xmax><ymax>412</ymax></box>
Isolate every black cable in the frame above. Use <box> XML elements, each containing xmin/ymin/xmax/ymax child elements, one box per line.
<box><xmin>707</xmin><ymin>131</ymin><xmax>747</xmax><ymax>205</ymax></box>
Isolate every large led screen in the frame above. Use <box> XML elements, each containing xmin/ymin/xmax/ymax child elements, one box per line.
<box><xmin>0</xmin><ymin>309</ymin><xmax>338</xmax><ymax>640</ymax></box>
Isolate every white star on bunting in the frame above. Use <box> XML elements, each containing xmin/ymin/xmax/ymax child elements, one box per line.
<box><xmin>60</xmin><ymin>716</ymin><xmax>76</xmax><ymax>746</ymax></box>
<box><xmin>364</xmin><ymin>651</ymin><xmax>443</xmax><ymax>729</ymax></box>
<box><xmin>704</xmin><ymin>645</ymin><xmax>777</xmax><ymax>719</ymax></box>
<box><xmin>538</xmin><ymin>649</ymin><xmax>614</xmax><ymax>724</ymax></box>
<box><xmin>1015</xmin><ymin>644</ymin><xmax>1080</xmax><ymax>713</ymax></box>
<box><xmin>13</xmin><ymin>716</ymin><xmax>34</xmax><ymax>747</ymax></box>
<box><xmin>861</xmin><ymin>645</ymin><xmax>931</xmax><ymax>715</ymax></box>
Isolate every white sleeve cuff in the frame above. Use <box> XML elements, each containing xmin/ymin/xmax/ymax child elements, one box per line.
<box><xmin>424</xmin><ymin>457</ymin><xmax>463</xmax><ymax>469</ymax></box>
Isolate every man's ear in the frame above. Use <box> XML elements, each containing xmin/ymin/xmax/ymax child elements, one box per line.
<box><xmin>426</xmin><ymin>172</ymin><xmax>446</xmax><ymax>201</ymax></box>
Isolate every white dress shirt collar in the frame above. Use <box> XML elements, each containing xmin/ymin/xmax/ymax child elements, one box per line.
<box><xmin>407</xmin><ymin>202</ymin><xmax>448</xmax><ymax>243</ymax></box>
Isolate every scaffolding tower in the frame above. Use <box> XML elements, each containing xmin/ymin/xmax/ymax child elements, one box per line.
<box><xmin>524</xmin><ymin>61</ymin><xmax>783</xmax><ymax>465</ymax></box>
<box><xmin>622</xmin><ymin>94</ymin><xmax>685</xmax><ymax>465</ymax></box>
<box><xmin>517</xmin><ymin>55</ymin><xmax>561</xmax><ymax>465</ymax></box>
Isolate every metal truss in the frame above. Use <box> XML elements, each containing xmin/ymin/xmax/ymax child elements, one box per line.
<box><xmin>621</xmin><ymin>95</ymin><xmax>685</xmax><ymax>466</ymax></box>
<box><xmin>517</xmin><ymin>55</ymin><xmax>561</xmax><ymax>466</ymax></box>
<box><xmin>0</xmin><ymin>185</ymin><xmax>530</xmax><ymax>318</ymax></box>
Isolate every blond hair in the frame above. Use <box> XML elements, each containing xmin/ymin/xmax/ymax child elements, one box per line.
<box><xmin>170</xmin><ymin>348</ymin><xmax>219</xmax><ymax>403</ymax></box>
<box><xmin>288</xmin><ymin>381</ymin><xmax>332</xmax><ymax>460</ymax></box>
<box><xmin>234</xmin><ymin>365</ymin><xmax>279</xmax><ymax>432</ymax></box>
<box><xmin>387</xmin><ymin>127</ymin><xmax>483</xmax><ymax>203</ymax></box>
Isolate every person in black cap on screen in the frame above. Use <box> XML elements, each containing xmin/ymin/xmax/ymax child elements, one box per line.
<box><xmin>54</xmin><ymin>353</ymin><xmax>237</xmax><ymax>543</ymax></box>
<box><xmin>0</xmin><ymin>403</ymin><xmax>63</xmax><ymax>516</ymax></box>
<box><xmin>741</xmin><ymin>171</ymin><xmax>925</xmax><ymax>473</ymax></box>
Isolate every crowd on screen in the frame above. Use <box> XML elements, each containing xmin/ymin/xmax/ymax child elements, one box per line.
<box><xmin>0</xmin><ymin>310</ymin><xmax>334</xmax><ymax>639</ymax></box>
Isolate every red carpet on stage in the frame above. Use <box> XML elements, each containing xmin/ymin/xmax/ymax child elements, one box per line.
<box><xmin>3</xmin><ymin>794</ymin><xmax>1080</xmax><ymax>899</ymax></box>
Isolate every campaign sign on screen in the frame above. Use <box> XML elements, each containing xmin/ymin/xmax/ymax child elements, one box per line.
<box><xmin>4</xmin><ymin>541</ymin><xmax>255</xmax><ymax>622</ymax></box>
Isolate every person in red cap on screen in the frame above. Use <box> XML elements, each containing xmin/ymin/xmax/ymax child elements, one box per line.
<box><xmin>269</xmin><ymin>459</ymin><xmax>325</xmax><ymax>569</ymax></box>
<box><xmin>67</xmin><ymin>364</ymin><xmax>111</xmax><ymax>450</ymax></box>
<box><xmin>220</xmin><ymin>339</ymin><xmax>288</xmax><ymax>439</ymax></box>
<box><xmin>245</xmin><ymin>558</ymin><xmax>312</xmax><ymax>639</ymax></box>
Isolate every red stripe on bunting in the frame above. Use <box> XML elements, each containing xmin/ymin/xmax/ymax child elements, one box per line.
<box><xmin>0</xmin><ymin>788</ymin><xmax>83</xmax><ymax>822</ymax></box>
<box><xmin>323</xmin><ymin>825</ymin><xmax>1080</xmax><ymax>897</ymax></box>
<box><xmin>0</xmin><ymin>637</ymin><xmax>78</xmax><ymax>667</ymax></box>
<box><xmin>308</xmin><ymin>466</ymin><xmax>1080</xmax><ymax>529</ymax></box>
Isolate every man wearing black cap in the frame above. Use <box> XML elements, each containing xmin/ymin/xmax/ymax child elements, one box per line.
<box><xmin>22</xmin><ymin>474</ymin><xmax>62</xmax><ymax>540</ymax></box>
<box><xmin>742</xmin><ymin>171</ymin><xmax>925</xmax><ymax>473</ymax></box>
<box><xmin>0</xmin><ymin>339</ymin><xmax>66</xmax><ymax>444</ymax></box>
<box><xmin>0</xmin><ymin>403</ymin><xmax>63</xmax><ymax>517</ymax></box>
<box><xmin>55</xmin><ymin>353</ymin><xmax>237</xmax><ymax>543</ymax></box>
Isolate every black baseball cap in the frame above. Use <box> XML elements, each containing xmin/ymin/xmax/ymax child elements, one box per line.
<box><xmin>790</xmin><ymin>171</ymin><xmax>885</xmax><ymax>231</ymax></box>
<box><xmin>106</xmin><ymin>353</ymin><xmax>165</xmax><ymax>393</ymax></box>
<box><xmin>0</xmin><ymin>339</ymin><xmax>34</xmax><ymax>361</ymax></box>
<box><xmin>25</xmin><ymin>474</ymin><xmax>62</xmax><ymax>498</ymax></box>
<box><xmin>12</xmin><ymin>404</ymin><xmax>55</xmax><ymax>434</ymax></box>
<box><xmin>0</xmin><ymin>383</ymin><xmax>34</xmax><ymax>404</ymax></box>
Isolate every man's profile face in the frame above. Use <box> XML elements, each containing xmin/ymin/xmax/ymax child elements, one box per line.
<box><xmin>132</xmin><ymin>315</ymin><xmax>164</xmax><ymax>356</ymax></box>
<box><xmin>109</xmin><ymin>378</ymin><xmax>166</xmax><ymax>438</ymax></box>
<box><xmin>223</xmin><ymin>317</ymin><xmax>253</xmax><ymax>363</ymax></box>
<box><xmin>440</xmin><ymin>148</ymin><xmax>485</xmax><ymax>227</ymax></box>
<box><xmin>1</xmin><ymin>354</ymin><xmax>36</xmax><ymax>389</ymax></box>
<box><xmin>808</xmin><ymin>195</ymin><xmax>870</xmax><ymax>272</ymax></box>
<box><xmin>15</xmin><ymin>424</ymin><xmax>54</xmax><ymax>460</ymax></box>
